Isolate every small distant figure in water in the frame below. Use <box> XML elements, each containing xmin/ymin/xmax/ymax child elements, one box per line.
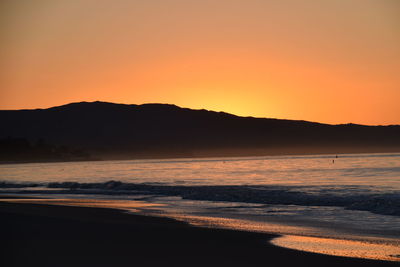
<box><xmin>332</xmin><ymin>159</ymin><xmax>335</xmax><ymax>164</ymax></box>
<box><xmin>336</xmin><ymin>155</ymin><xmax>338</xmax><ymax>158</ymax></box>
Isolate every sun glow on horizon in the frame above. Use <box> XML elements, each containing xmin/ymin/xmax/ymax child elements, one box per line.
<box><xmin>1</xmin><ymin>0</ymin><xmax>399</xmax><ymax>125</ymax></box>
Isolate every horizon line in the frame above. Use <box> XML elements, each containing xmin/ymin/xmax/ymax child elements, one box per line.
<box><xmin>1</xmin><ymin>100</ymin><xmax>399</xmax><ymax>127</ymax></box>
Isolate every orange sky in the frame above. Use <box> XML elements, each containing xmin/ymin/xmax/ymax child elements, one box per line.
<box><xmin>1</xmin><ymin>0</ymin><xmax>399</xmax><ymax>125</ymax></box>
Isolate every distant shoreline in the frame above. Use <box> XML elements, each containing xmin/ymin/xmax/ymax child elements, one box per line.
<box><xmin>0</xmin><ymin>158</ymin><xmax>100</xmax><ymax>165</ymax></box>
<box><xmin>2</xmin><ymin>101</ymin><xmax>399</xmax><ymax>164</ymax></box>
<box><xmin>1</xmin><ymin>149</ymin><xmax>400</xmax><ymax>165</ymax></box>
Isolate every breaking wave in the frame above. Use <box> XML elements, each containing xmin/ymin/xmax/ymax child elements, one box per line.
<box><xmin>1</xmin><ymin>180</ymin><xmax>399</xmax><ymax>217</ymax></box>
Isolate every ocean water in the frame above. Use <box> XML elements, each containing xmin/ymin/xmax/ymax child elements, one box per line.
<box><xmin>1</xmin><ymin>153</ymin><xmax>400</xmax><ymax>261</ymax></box>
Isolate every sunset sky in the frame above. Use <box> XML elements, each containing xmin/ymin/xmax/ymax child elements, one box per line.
<box><xmin>1</xmin><ymin>0</ymin><xmax>399</xmax><ymax>125</ymax></box>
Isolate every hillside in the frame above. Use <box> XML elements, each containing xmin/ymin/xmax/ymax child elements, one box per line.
<box><xmin>1</xmin><ymin>101</ymin><xmax>399</xmax><ymax>160</ymax></box>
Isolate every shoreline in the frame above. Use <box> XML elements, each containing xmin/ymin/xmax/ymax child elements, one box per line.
<box><xmin>2</xmin><ymin>151</ymin><xmax>400</xmax><ymax>165</ymax></box>
<box><xmin>1</xmin><ymin>201</ymin><xmax>398</xmax><ymax>266</ymax></box>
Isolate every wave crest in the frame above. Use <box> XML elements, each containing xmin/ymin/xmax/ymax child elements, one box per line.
<box><xmin>1</xmin><ymin>180</ymin><xmax>399</xmax><ymax>217</ymax></box>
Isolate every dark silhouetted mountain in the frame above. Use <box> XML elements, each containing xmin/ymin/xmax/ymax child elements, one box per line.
<box><xmin>0</xmin><ymin>137</ymin><xmax>92</xmax><ymax>163</ymax></box>
<box><xmin>1</xmin><ymin>101</ymin><xmax>399</xmax><ymax>160</ymax></box>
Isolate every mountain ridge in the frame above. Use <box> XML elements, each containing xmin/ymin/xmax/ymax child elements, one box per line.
<box><xmin>1</xmin><ymin>101</ymin><xmax>399</xmax><ymax>160</ymax></box>
<box><xmin>6</xmin><ymin>100</ymin><xmax>399</xmax><ymax>127</ymax></box>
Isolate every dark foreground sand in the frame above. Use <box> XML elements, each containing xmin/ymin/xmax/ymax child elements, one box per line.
<box><xmin>1</xmin><ymin>202</ymin><xmax>398</xmax><ymax>267</ymax></box>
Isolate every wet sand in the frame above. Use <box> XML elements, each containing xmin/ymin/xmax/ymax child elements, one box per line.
<box><xmin>1</xmin><ymin>202</ymin><xmax>398</xmax><ymax>267</ymax></box>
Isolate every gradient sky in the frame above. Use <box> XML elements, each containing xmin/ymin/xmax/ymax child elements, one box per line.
<box><xmin>1</xmin><ymin>0</ymin><xmax>399</xmax><ymax>125</ymax></box>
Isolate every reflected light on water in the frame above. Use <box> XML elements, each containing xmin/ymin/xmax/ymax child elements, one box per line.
<box><xmin>168</xmin><ymin>213</ymin><xmax>312</xmax><ymax>235</ymax></box>
<box><xmin>161</xmin><ymin>213</ymin><xmax>400</xmax><ymax>262</ymax></box>
<box><xmin>271</xmin><ymin>235</ymin><xmax>400</xmax><ymax>262</ymax></box>
<box><xmin>2</xmin><ymin>198</ymin><xmax>399</xmax><ymax>262</ymax></box>
<box><xmin>0</xmin><ymin>198</ymin><xmax>164</xmax><ymax>213</ymax></box>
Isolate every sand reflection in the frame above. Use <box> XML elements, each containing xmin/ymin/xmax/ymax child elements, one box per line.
<box><xmin>163</xmin><ymin>213</ymin><xmax>400</xmax><ymax>262</ymax></box>
<box><xmin>0</xmin><ymin>198</ymin><xmax>163</xmax><ymax>212</ymax></box>
<box><xmin>271</xmin><ymin>235</ymin><xmax>400</xmax><ymax>262</ymax></box>
<box><xmin>3</xmin><ymin>198</ymin><xmax>399</xmax><ymax>262</ymax></box>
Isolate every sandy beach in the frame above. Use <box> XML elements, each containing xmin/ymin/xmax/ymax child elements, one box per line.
<box><xmin>1</xmin><ymin>201</ymin><xmax>398</xmax><ymax>267</ymax></box>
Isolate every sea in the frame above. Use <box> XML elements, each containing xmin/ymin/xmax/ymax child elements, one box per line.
<box><xmin>1</xmin><ymin>153</ymin><xmax>400</xmax><ymax>261</ymax></box>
